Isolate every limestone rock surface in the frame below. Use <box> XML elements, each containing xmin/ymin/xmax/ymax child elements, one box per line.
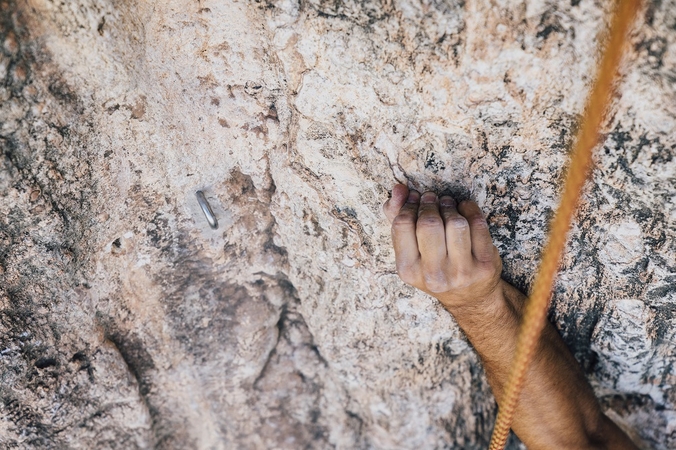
<box><xmin>0</xmin><ymin>0</ymin><xmax>675</xmax><ymax>448</ymax></box>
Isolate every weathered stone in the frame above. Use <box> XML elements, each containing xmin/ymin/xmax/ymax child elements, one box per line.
<box><xmin>0</xmin><ymin>0</ymin><xmax>674</xmax><ymax>448</ymax></box>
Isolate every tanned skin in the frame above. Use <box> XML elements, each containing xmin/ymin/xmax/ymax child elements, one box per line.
<box><xmin>383</xmin><ymin>184</ymin><xmax>637</xmax><ymax>449</ymax></box>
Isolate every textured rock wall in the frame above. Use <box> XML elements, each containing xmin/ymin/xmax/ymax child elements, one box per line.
<box><xmin>0</xmin><ymin>0</ymin><xmax>674</xmax><ymax>448</ymax></box>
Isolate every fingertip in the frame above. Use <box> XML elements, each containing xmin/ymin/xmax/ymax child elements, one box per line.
<box><xmin>396</xmin><ymin>185</ymin><xmax>411</xmax><ymax>205</ymax></box>
<box><xmin>407</xmin><ymin>189</ymin><xmax>420</xmax><ymax>204</ymax></box>
<box><xmin>393</xmin><ymin>183</ymin><xmax>408</xmax><ymax>193</ymax></box>
<box><xmin>458</xmin><ymin>200</ymin><xmax>494</xmax><ymax>262</ymax></box>
<box><xmin>420</xmin><ymin>191</ymin><xmax>437</xmax><ymax>204</ymax></box>
<box><xmin>458</xmin><ymin>199</ymin><xmax>483</xmax><ymax>217</ymax></box>
<box><xmin>384</xmin><ymin>184</ymin><xmax>411</xmax><ymax>223</ymax></box>
<box><xmin>439</xmin><ymin>195</ymin><xmax>456</xmax><ymax>208</ymax></box>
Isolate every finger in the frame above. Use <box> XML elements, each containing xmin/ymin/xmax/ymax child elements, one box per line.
<box><xmin>391</xmin><ymin>190</ymin><xmax>421</xmax><ymax>282</ymax></box>
<box><xmin>383</xmin><ymin>184</ymin><xmax>409</xmax><ymax>223</ymax></box>
<box><xmin>439</xmin><ymin>195</ymin><xmax>473</xmax><ymax>268</ymax></box>
<box><xmin>416</xmin><ymin>192</ymin><xmax>447</xmax><ymax>273</ymax></box>
<box><xmin>458</xmin><ymin>200</ymin><xmax>495</xmax><ymax>262</ymax></box>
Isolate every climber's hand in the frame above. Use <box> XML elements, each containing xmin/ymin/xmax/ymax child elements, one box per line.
<box><xmin>383</xmin><ymin>184</ymin><xmax>503</xmax><ymax>312</ymax></box>
<box><xmin>384</xmin><ymin>184</ymin><xmax>639</xmax><ymax>450</ymax></box>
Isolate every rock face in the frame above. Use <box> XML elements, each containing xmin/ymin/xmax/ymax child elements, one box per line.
<box><xmin>0</xmin><ymin>0</ymin><xmax>674</xmax><ymax>448</ymax></box>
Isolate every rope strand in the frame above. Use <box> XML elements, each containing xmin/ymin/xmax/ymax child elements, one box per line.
<box><xmin>488</xmin><ymin>1</ymin><xmax>642</xmax><ymax>448</ymax></box>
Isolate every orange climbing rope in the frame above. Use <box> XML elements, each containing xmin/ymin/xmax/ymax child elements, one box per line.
<box><xmin>488</xmin><ymin>1</ymin><xmax>642</xmax><ymax>449</ymax></box>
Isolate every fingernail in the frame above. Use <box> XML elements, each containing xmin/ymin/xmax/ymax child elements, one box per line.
<box><xmin>440</xmin><ymin>196</ymin><xmax>456</xmax><ymax>207</ymax></box>
<box><xmin>407</xmin><ymin>190</ymin><xmax>420</xmax><ymax>203</ymax></box>
<box><xmin>421</xmin><ymin>192</ymin><xmax>436</xmax><ymax>203</ymax></box>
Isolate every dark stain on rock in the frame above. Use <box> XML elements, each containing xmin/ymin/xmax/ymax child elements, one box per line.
<box><xmin>636</xmin><ymin>36</ymin><xmax>667</xmax><ymax>70</ymax></box>
<box><xmin>106</xmin><ymin>330</ymin><xmax>155</xmax><ymax>396</ymax></box>
<box><xmin>647</xmin><ymin>280</ymin><xmax>676</xmax><ymax>301</ymax></box>
<box><xmin>106</xmin><ymin>103</ymin><xmax>120</xmax><ymax>114</ymax></box>
<box><xmin>244</xmin><ymin>80</ymin><xmax>263</xmax><ymax>96</ymax></box>
<box><xmin>71</xmin><ymin>351</ymin><xmax>94</xmax><ymax>378</ymax></box>
<box><xmin>302</xmin><ymin>0</ymin><xmax>395</xmax><ymax>25</ymax></box>
<box><xmin>35</xmin><ymin>356</ymin><xmax>58</xmax><ymax>369</ymax></box>
<box><xmin>147</xmin><ymin>212</ymin><xmax>175</xmax><ymax>255</ymax></box>
<box><xmin>649</xmin><ymin>303</ymin><xmax>676</xmax><ymax>345</ymax></box>
<box><xmin>1</xmin><ymin>395</ymin><xmax>57</xmax><ymax>447</ymax></box>
<box><xmin>97</xmin><ymin>16</ymin><xmax>105</xmax><ymax>36</ymax></box>
<box><xmin>536</xmin><ymin>11</ymin><xmax>564</xmax><ymax>42</ymax></box>
<box><xmin>332</xmin><ymin>205</ymin><xmax>375</xmax><ymax>255</ymax></box>
<box><xmin>250</xmin><ymin>277</ymin><xmax>333</xmax><ymax>447</ymax></box>
<box><xmin>138</xmin><ymin>169</ymin><xmax>287</xmax><ymax>370</ymax></box>
<box><xmin>424</xmin><ymin>150</ymin><xmax>446</xmax><ymax>173</ymax></box>
<box><xmin>302</xmin><ymin>209</ymin><xmax>324</xmax><ymax>236</ymax></box>
<box><xmin>0</xmin><ymin>7</ymin><xmax>136</xmax><ymax>446</ymax></box>
<box><xmin>48</xmin><ymin>79</ymin><xmax>80</xmax><ymax>109</ymax></box>
<box><xmin>265</xmin><ymin>103</ymin><xmax>278</xmax><ymax>121</ymax></box>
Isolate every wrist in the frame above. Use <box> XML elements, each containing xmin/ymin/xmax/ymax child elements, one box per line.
<box><xmin>437</xmin><ymin>280</ymin><xmax>518</xmax><ymax>338</ymax></box>
<box><xmin>434</xmin><ymin>278</ymin><xmax>505</xmax><ymax>317</ymax></box>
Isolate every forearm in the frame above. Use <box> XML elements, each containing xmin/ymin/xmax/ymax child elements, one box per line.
<box><xmin>382</xmin><ymin>186</ymin><xmax>635</xmax><ymax>448</ymax></box>
<box><xmin>442</xmin><ymin>280</ymin><xmax>636</xmax><ymax>449</ymax></box>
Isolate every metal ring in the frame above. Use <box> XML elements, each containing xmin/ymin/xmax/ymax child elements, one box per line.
<box><xmin>195</xmin><ymin>190</ymin><xmax>218</xmax><ymax>229</ymax></box>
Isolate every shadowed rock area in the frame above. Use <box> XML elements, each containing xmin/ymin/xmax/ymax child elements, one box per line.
<box><xmin>0</xmin><ymin>0</ymin><xmax>674</xmax><ymax>448</ymax></box>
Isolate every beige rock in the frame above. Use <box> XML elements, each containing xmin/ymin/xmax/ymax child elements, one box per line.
<box><xmin>0</xmin><ymin>0</ymin><xmax>674</xmax><ymax>448</ymax></box>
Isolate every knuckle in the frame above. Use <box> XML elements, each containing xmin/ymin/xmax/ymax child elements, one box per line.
<box><xmin>475</xmin><ymin>245</ymin><xmax>497</xmax><ymax>262</ymax></box>
<box><xmin>396</xmin><ymin>263</ymin><xmax>418</xmax><ymax>284</ymax></box>
<box><xmin>449</xmin><ymin>268</ymin><xmax>473</xmax><ymax>289</ymax></box>
<box><xmin>446</xmin><ymin>216</ymin><xmax>468</xmax><ymax>229</ymax></box>
<box><xmin>392</xmin><ymin>213</ymin><xmax>415</xmax><ymax>229</ymax></box>
<box><xmin>469</xmin><ymin>216</ymin><xmax>488</xmax><ymax>229</ymax></box>
<box><xmin>423</xmin><ymin>271</ymin><xmax>450</xmax><ymax>293</ymax></box>
<box><xmin>417</xmin><ymin>215</ymin><xmax>443</xmax><ymax>228</ymax></box>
